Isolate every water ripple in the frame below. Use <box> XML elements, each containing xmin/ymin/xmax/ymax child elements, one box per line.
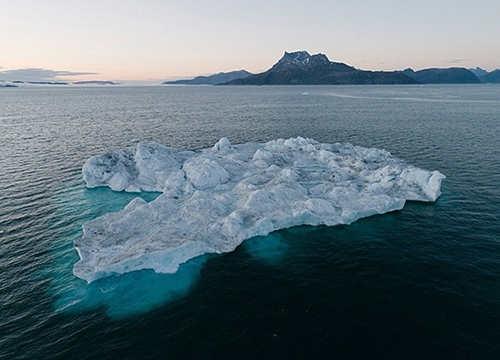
<box><xmin>1</xmin><ymin>85</ymin><xmax>499</xmax><ymax>359</ymax></box>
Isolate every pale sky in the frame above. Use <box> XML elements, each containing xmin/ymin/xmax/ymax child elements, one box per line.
<box><xmin>1</xmin><ymin>0</ymin><xmax>499</xmax><ymax>83</ymax></box>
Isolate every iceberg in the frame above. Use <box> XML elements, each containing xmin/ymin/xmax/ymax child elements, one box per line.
<box><xmin>74</xmin><ymin>137</ymin><xmax>445</xmax><ymax>283</ymax></box>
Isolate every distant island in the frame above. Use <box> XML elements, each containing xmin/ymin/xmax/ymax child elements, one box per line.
<box><xmin>165</xmin><ymin>50</ymin><xmax>500</xmax><ymax>86</ymax></box>
<box><xmin>17</xmin><ymin>81</ymin><xmax>69</xmax><ymax>85</ymax></box>
<box><xmin>163</xmin><ymin>70</ymin><xmax>252</xmax><ymax>85</ymax></box>
<box><xmin>4</xmin><ymin>80</ymin><xmax>69</xmax><ymax>87</ymax></box>
<box><xmin>73</xmin><ymin>81</ymin><xmax>118</xmax><ymax>85</ymax></box>
<box><xmin>0</xmin><ymin>80</ymin><xmax>118</xmax><ymax>87</ymax></box>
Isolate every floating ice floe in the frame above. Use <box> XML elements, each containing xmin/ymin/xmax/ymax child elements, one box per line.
<box><xmin>74</xmin><ymin>137</ymin><xmax>445</xmax><ymax>283</ymax></box>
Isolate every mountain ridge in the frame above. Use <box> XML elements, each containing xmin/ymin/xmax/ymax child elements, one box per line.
<box><xmin>163</xmin><ymin>70</ymin><xmax>252</xmax><ymax>85</ymax></box>
<box><xmin>402</xmin><ymin>68</ymin><xmax>481</xmax><ymax>84</ymax></box>
<box><xmin>166</xmin><ymin>51</ymin><xmax>499</xmax><ymax>86</ymax></box>
<box><xmin>223</xmin><ymin>51</ymin><xmax>417</xmax><ymax>85</ymax></box>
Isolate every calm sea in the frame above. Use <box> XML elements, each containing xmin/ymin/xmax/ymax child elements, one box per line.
<box><xmin>1</xmin><ymin>85</ymin><xmax>499</xmax><ymax>359</ymax></box>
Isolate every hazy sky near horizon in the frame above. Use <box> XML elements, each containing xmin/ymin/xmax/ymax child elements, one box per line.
<box><xmin>2</xmin><ymin>0</ymin><xmax>499</xmax><ymax>83</ymax></box>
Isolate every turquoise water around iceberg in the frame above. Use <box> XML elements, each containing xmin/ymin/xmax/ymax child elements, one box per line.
<box><xmin>1</xmin><ymin>85</ymin><xmax>499</xmax><ymax>359</ymax></box>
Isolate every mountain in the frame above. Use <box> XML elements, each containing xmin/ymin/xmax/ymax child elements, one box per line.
<box><xmin>482</xmin><ymin>69</ymin><xmax>500</xmax><ymax>83</ymax></box>
<box><xmin>163</xmin><ymin>70</ymin><xmax>252</xmax><ymax>85</ymax></box>
<box><xmin>469</xmin><ymin>67</ymin><xmax>488</xmax><ymax>79</ymax></box>
<box><xmin>270</xmin><ymin>51</ymin><xmax>336</xmax><ymax>70</ymax></box>
<box><xmin>470</xmin><ymin>68</ymin><xmax>500</xmax><ymax>83</ymax></box>
<box><xmin>222</xmin><ymin>51</ymin><xmax>417</xmax><ymax>85</ymax></box>
<box><xmin>403</xmin><ymin>68</ymin><xmax>481</xmax><ymax>84</ymax></box>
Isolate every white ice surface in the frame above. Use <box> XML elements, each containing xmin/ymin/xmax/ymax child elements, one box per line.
<box><xmin>74</xmin><ymin>137</ymin><xmax>445</xmax><ymax>283</ymax></box>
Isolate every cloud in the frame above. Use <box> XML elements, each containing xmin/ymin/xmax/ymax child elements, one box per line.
<box><xmin>0</xmin><ymin>68</ymin><xmax>97</xmax><ymax>82</ymax></box>
<box><xmin>448</xmin><ymin>59</ymin><xmax>469</xmax><ymax>65</ymax></box>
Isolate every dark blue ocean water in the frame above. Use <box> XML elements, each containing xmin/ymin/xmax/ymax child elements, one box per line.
<box><xmin>1</xmin><ymin>85</ymin><xmax>499</xmax><ymax>359</ymax></box>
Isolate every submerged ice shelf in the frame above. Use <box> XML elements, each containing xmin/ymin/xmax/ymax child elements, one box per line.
<box><xmin>74</xmin><ymin>137</ymin><xmax>445</xmax><ymax>283</ymax></box>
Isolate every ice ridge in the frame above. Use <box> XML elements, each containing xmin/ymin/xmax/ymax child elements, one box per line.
<box><xmin>74</xmin><ymin>137</ymin><xmax>445</xmax><ymax>283</ymax></box>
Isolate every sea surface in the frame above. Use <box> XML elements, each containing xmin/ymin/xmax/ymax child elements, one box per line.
<box><xmin>1</xmin><ymin>84</ymin><xmax>499</xmax><ymax>359</ymax></box>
